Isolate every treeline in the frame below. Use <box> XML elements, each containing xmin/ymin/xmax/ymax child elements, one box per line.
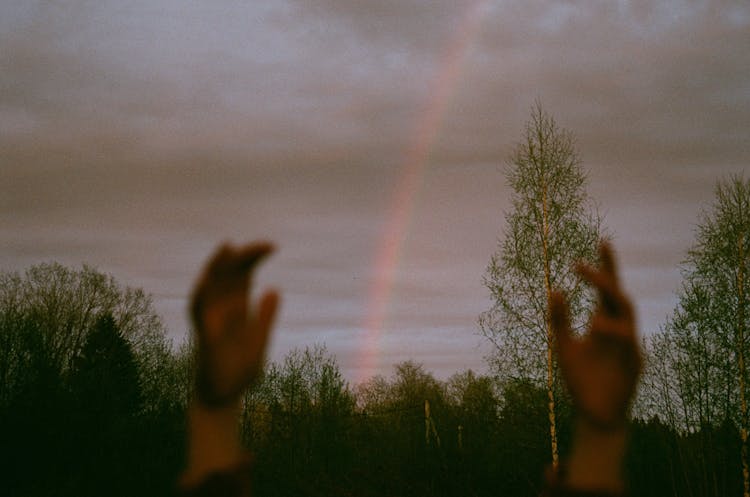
<box><xmin>0</xmin><ymin>264</ymin><xmax>188</xmax><ymax>497</ymax></box>
<box><xmin>242</xmin><ymin>347</ymin><xmax>744</xmax><ymax>497</ymax></box>
<box><xmin>0</xmin><ymin>260</ymin><xmax>745</xmax><ymax>497</ymax></box>
<box><xmin>245</xmin><ymin>349</ymin><xmax>556</xmax><ymax>497</ymax></box>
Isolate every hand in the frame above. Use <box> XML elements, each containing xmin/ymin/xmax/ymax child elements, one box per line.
<box><xmin>190</xmin><ymin>242</ymin><xmax>280</xmax><ymax>408</ymax></box>
<box><xmin>549</xmin><ymin>242</ymin><xmax>641</xmax><ymax>429</ymax></box>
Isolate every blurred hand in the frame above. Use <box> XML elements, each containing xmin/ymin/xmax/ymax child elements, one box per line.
<box><xmin>190</xmin><ymin>242</ymin><xmax>279</xmax><ymax>408</ymax></box>
<box><xmin>549</xmin><ymin>242</ymin><xmax>641</xmax><ymax>429</ymax></box>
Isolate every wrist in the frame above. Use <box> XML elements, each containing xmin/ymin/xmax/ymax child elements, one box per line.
<box><xmin>565</xmin><ymin>419</ymin><xmax>627</xmax><ymax>493</ymax></box>
<box><xmin>190</xmin><ymin>399</ymin><xmax>242</xmax><ymax>426</ymax></box>
<box><xmin>183</xmin><ymin>401</ymin><xmax>244</xmax><ymax>486</ymax></box>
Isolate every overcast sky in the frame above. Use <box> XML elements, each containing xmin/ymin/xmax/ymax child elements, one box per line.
<box><xmin>2</xmin><ymin>0</ymin><xmax>748</xmax><ymax>383</ymax></box>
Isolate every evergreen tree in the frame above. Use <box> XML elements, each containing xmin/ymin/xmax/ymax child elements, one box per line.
<box><xmin>68</xmin><ymin>314</ymin><xmax>144</xmax><ymax>497</ymax></box>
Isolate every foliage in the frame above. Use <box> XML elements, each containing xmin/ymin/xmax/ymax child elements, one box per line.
<box><xmin>640</xmin><ymin>175</ymin><xmax>750</xmax><ymax>496</ymax></box>
<box><xmin>647</xmin><ymin>177</ymin><xmax>750</xmax><ymax>431</ymax></box>
<box><xmin>480</xmin><ymin>102</ymin><xmax>603</xmax><ymax>382</ymax></box>
<box><xmin>0</xmin><ymin>262</ymin><xmax>173</xmax><ymax>412</ymax></box>
<box><xmin>66</xmin><ymin>315</ymin><xmax>144</xmax><ymax>496</ymax></box>
<box><xmin>0</xmin><ymin>263</ymin><xmax>183</xmax><ymax>497</ymax></box>
<box><xmin>245</xmin><ymin>345</ymin><xmax>357</xmax><ymax>496</ymax></box>
<box><xmin>479</xmin><ymin>102</ymin><xmax>604</xmax><ymax>464</ymax></box>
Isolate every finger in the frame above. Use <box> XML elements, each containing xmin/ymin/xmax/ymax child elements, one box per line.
<box><xmin>589</xmin><ymin>313</ymin><xmax>634</xmax><ymax>342</ymax></box>
<box><xmin>205</xmin><ymin>243</ymin><xmax>236</xmax><ymax>274</ymax></box>
<box><xmin>589</xmin><ymin>314</ymin><xmax>642</xmax><ymax>375</ymax></box>
<box><xmin>205</xmin><ymin>242</ymin><xmax>274</xmax><ymax>280</ymax></box>
<box><xmin>577</xmin><ymin>263</ymin><xmax>616</xmax><ymax>296</ymax></box>
<box><xmin>235</xmin><ymin>242</ymin><xmax>275</xmax><ymax>274</ymax></box>
<box><xmin>189</xmin><ymin>242</ymin><xmax>274</xmax><ymax>330</ymax></box>
<box><xmin>598</xmin><ymin>241</ymin><xmax>620</xmax><ymax>284</ymax></box>
<box><xmin>576</xmin><ymin>263</ymin><xmax>627</xmax><ymax>318</ymax></box>
<box><xmin>190</xmin><ymin>244</ymin><xmax>235</xmax><ymax>325</ymax></box>
<box><xmin>248</xmin><ymin>290</ymin><xmax>280</xmax><ymax>367</ymax></box>
<box><xmin>549</xmin><ymin>291</ymin><xmax>574</xmax><ymax>360</ymax></box>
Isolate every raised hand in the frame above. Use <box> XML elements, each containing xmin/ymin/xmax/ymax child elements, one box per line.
<box><xmin>190</xmin><ymin>242</ymin><xmax>279</xmax><ymax>408</ymax></box>
<box><xmin>549</xmin><ymin>242</ymin><xmax>641</xmax><ymax>429</ymax></box>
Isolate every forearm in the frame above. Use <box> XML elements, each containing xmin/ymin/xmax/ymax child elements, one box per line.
<box><xmin>181</xmin><ymin>401</ymin><xmax>245</xmax><ymax>487</ymax></box>
<box><xmin>563</xmin><ymin>421</ymin><xmax>627</xmax><ymax>494</ymax></box>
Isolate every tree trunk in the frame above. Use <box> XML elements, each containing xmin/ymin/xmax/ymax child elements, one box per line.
<box><xmin>737</xmin><ymin>236</ymin><xmax>749</xmax><ymax>497</ymax></box>
<box><xmin>542</xmin><ymin>183</ymin><xmax>559</xmax><ymax>468</ymax></box>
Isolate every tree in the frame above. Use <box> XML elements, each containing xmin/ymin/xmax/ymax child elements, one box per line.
<box><xmin>68</xmin><ymin>314</ymin><xmax>144</xmax><ymax>497</ymax></box>
<box><xmin>445</xmin><ymin>370</ymin><xmax>501</xmax><ymax>496</ymax></box>
<box><xmin>0</xmin><ymin>315</ymin><xmax>66</xmax><ymax>497</ymax></box>
<box><xmin>245</xmin><ymin>345</ymin><xmax>356</xmax><ymax>495</ymax></box>
<box><xmin>70</xmin><ymin>314</ymin><xmax>143</xmax><ymax>414</ymax></box>
<box><xmin>479</xmin><ymin>102</ymin><xmax>604</xmax><ymax>466</ymax></box>
<box><xmin>0</xmin><ymin>262</ymin><xmax>172</xmax><ymax>410</ymax></box>
<box><xmin>496</xmin><ymin>379</ymin><xmax>551</xmax><ymax>496</ymax></box>
<box><xmin>0</xmin><ymin>264</ymin><xmax>181</xmax><ymax>497</ymax></box>
<box><xmin>649</xmin><ymin>175</ymin><xmax>750</xmax><ymax>496</ymax></box>
<box><xmin>445</xmin><ymin>370</ymin><xmax>499</xmax><ymax>438</ymax></box>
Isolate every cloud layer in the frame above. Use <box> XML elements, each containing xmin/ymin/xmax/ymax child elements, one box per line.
<box><xmin>2</xmin><ymin>0</ymin><xmax>749</xmax><ymax>380</ymax></box>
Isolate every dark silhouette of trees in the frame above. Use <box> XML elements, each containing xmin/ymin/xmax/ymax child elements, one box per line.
<box><xmin>0</xmin><ymin>263</ymin><xmax>171</xmax><ymax>407</ymax></box>
<box><xmin>67</xmin><ymin>314</ymin><xmax>143</xmax><ymax>497</ymax></box>
<box><xmin>70</xmin><ymin>314</ymin><xmax>143</xmax><ymax>415</ymax></box>
<box><xmin>243</xmin><ymin>345</ymin><xmax>356</xmax><ymax>496</ymax></box>
<box><xmin>0</xmin><ymin>264</ymin><xmax>182</xmax><ymax>497</ymax></box>
<box><xmin>0</xmin><ymin>315</ymin><xmax>65</xmax><ymax>497</ymax></box>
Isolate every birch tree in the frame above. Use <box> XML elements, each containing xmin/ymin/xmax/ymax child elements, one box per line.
<box><xmin>479</xmin><ymin>102</ymin><xmax>604</xmax><ymax>466</ymax></box>
<box><xmin>654</xmin><ymin>175</ymin><xmax>750</xmax><ymax>496</ymax></box>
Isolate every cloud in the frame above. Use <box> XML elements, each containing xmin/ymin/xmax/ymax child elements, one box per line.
<box><xmin>3</xmin><ymin>0</ymin><xmax>748</xmax><ymax>170</ymax></box>
<box><xmin>2</xmin><ymin>0</ymin><xmax>749</xmax><ymax>379</ymax></box>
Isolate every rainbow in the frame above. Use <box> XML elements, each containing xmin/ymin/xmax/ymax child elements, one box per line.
<box><xmin>358</xmin><ymin>0</ymin><xmax>489</xmax><ymax>383</ymax></box>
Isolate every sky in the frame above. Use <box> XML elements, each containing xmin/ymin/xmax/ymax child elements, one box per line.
<box><xmin>1</xmin><ymin>0</ymin><xmax>749</xmax><ymax>383</ymax></box>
